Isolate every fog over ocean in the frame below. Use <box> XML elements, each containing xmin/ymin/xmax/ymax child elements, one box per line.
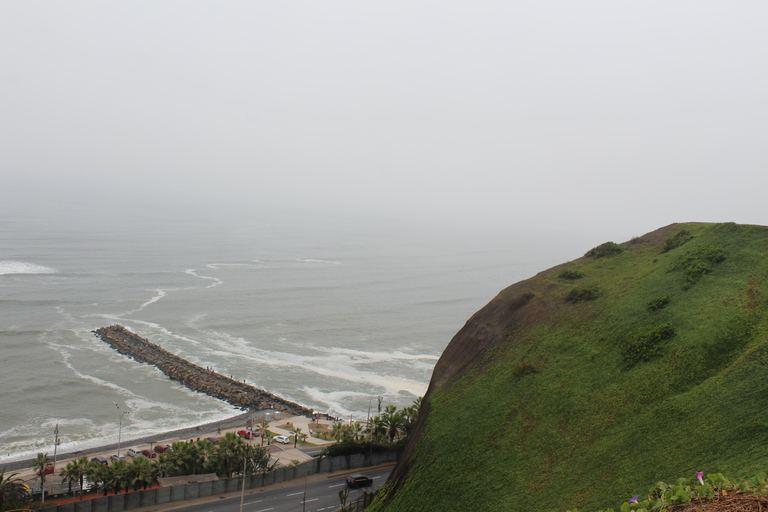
<box><xmin>0</xmin><ymin>206</ymin><xmax>571</xmax><ymax>463</ymax></box>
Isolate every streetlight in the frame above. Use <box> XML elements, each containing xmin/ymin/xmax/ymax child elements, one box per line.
<box><xmin>52</xmin><ymin>424</ymin><xmax>61</xmax><ymax>472</ymax></box>
<box><xmin>114</xmin><ymin>402</ymin><xmax>129</xmax><ymax>458</ymax></box>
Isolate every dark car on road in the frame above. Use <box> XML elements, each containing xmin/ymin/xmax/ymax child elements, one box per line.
<box><xmin>346</xmin><ymin>475</ymin><xmax>373</xmax><ymax>488</ymax></box>
<box><xmin>91</xmin><ymin>456</ymin><xmax>108</xmax><ymax>465</ymax></box>
<box><xmin>153</xmin><ymin>444</ymin><xmax>170</xmax><ymax>454</ymax></box>
<box><xmin>206</xmin><ymin>437</ymin><xmax>219</xmax><ymax>444</ymax></box>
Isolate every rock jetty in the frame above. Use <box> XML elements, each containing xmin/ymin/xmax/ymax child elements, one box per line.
<box><xmin>93</xmin><ymin>325</ymin><xmax>312</xmax><ymax>417</ymax></box>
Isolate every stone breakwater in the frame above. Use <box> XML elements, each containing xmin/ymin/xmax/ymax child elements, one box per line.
<box><xmin>93</xmin><ymin>325</ymin><xmax>312</xmax><ymax>417</ymax></box>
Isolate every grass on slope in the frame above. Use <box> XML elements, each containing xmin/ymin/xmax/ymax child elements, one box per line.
<box><xmin>373</xmin><ymin>222</ymin><xmax>768</xmax><ymax>512</ymax></box>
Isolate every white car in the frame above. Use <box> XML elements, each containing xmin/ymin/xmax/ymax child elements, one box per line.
<box><xmin>273</xmin><ymin>435</ymin><xmax>290</xmax><ymax>444</ymax></box>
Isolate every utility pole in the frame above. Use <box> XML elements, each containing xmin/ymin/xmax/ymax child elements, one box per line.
<box><xmin>114</xmin><ymin>402</ymin><xmax>128</xmax><ymax>458</ymax></box>
<box><xmin>239</xmin><ymin>455</ymin><xmax>247</xmax><ymax>512</ymax></box>
<box><xmin>52</xmin><ymin>424</ymin><xmax>60</xmax><ymax>472</ymax></box>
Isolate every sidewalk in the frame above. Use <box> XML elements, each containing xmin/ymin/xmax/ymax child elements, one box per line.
<box><xmin>15</xmin><ymin>415</ymin><xmax>335</xmax><ymax>492</ymax></box>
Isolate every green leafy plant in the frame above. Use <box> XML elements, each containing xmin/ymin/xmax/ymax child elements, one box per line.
<box><xmin>566</xmin><ymin>285</ymin><xmax>600</xmax><ymax>303</ymax></box>
<box><xmin>585</xmin><ymin>242</ymin><xmax>624</xmax><ymax>258</ymax></box>
<box><xmin>646</xmin><ymin>294</ymin><xmax>670</xmax><ymax>312</ymax></box>
<box><xmin>661</xmin><ymin>229</ymin><xmax>694</xmax><ymax>253</ymax></box>
<box><xmin>677</xmin><ymin>244</ymin><xmax>726</xmax><ymax>287</ymax></box>
<box><xmin>621</xmin><ymin>323</ymin><xmax>675</xmax><ymax>368</ymax></box>
<box><xmin>559</xmin><ymin>269</ymin><xmax>585</xmax><ymax>280</ymax></box>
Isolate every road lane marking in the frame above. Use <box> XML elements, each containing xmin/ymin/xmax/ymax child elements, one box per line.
<box><xmin>243</xmin><ymin>499</ymin><xmax>263</xmax><ymax>504</ymax></box>
<box><xmin>328</xmin><ymin>483</ymin><xmax>345</xmax><ymax>488</ymax></box>
<box><xmin>303</xmin><ymin>498</ymin><xmax>318</xmax><ymax>503</ymax></box>
<box><xmin>254</xmin><ymin>508</ymin><xmax>274</xmax><ymax>512</ymax></box>
<box><xmin>286</xmin><ymin>491</ymin><xmax>303</xmax><ymax>496</ymax></box>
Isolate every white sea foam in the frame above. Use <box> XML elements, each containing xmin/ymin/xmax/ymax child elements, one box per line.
<box><xmin>205</xmin><ymin>331</ymin><xmax>428</xmax><ymax>398</ymax></box>
<box><xmin>0</xmin><ymin>261</ymin><xmax>58</xmax><ymax>275</ymax></box>
<box><xmin>185</xmin><ymin>269</ymin><xmax>223</xmax><ymax>288</ymax></box>
<box><xmin>307</xmin><ymin>344</ymin><xmax>440</xmax><ymax>363</ymax></box>
<box><xmin>206</xmin><ymin>262</ymin><xmax>262</xmax><ymax>270</ymax></box>
<box><xmin>295</xmin><ymin>259</ymin><xmax>342</xmax><ymax>265</ymax></box>
<box><xmin>139</xmin><ymin>289</ymin><xmax>166</xmax><ymax>309</ymax></box>
<box><xmin>301</xmin><ymin>387</ymin><xmax>371</xmax><ymax>419</ymax></box>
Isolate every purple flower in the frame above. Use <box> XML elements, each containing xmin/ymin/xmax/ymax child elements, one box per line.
<box><xmin>695</xmin><ymin>471</ymin><xmax>704</xmax><ymax>485</ymax></box>
<box><xmin>628</xmin><ymin>495</ymin><xmax>640</xmax><ymax>504</ymax></box>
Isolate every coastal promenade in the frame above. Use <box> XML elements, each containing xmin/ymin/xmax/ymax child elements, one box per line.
<box><xmin>5</xmin><ymin>414</ymin><xmax>333</xmax><ymax>490</ymax></box>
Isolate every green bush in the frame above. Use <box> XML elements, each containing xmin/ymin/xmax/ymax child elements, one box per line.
<box><xmin>677</xmin><ymin>245</ymin><xmax>726</xmax><ymax>286</ymax></box>
<box><xmin>622</xmin><ymin>323</ymin><xmax>675</xmax><ymax>368</ymax></box>
<box><xmin>512</xmin><ymin>363</ymin><xmax>538</xmax><ymax>379</ymax></box>
<box><xmin>585</xmin><ymin>242</ymin><xmax>624</xmax><ymax>258</ymax></box>
<box><xmin>565</xmin><ymin>286</ymin><xmax>600</xmax><ymax>303</ymax></box>
<box><xmin>661</xmin><ymin>229</ymin><xmax>693</xmax><ymax>253</ymax></box>
<box><xmin>646</xmin><ymin>294</ymin><xmax>670</xmax><ymax>312</ymax></box>
<box><xmin>559</xmin><ymin>269</ymin><xmax>585</xmax><ymax>280</ymax></box>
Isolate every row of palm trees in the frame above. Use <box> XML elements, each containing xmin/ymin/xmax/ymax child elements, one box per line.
<box><xmin>329</xmin><ymin>398</ymin><xmax>421</xmax><ymax>444</ymax></box>
<box><xmin>0</xmin><ymin>468</ymin><xmax>28</xmax><ymax>511</ymax></box>
<box><xmin>32</xmin><ymin>432</ymin><xmax>274</xmax><ymax>501</ymax></box>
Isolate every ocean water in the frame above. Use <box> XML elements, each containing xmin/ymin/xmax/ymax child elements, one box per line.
<box><xmin>0</xmin><ymin>206</ymin><xmax>564</xmax><ymax>463</ymax></box>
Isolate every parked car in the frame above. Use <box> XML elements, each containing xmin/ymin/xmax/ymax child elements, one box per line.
<box><xmin>110</xmin><ymin>453</ymin><xmax>126</xmax><ymax>462</ymax></box>
<box><xmin>140</xmin><ymin>449</ymin><xmax>157</xmax><ymax>459</ymax></box>
<box><xmin>346</xmin><ymin>475</ymin><xmax>373</xmax><ymax>488</ymax></box>
<box><xmin>126</xmin><ymin>448</ymin><xmax>140</xmax><ymax>458</ymax></box>
<box><xmin>237</xmin><ymin>429</ymin><xmax>254</xmax><ymax>439</ymax></box>
<box><xmin>36</xmin><ymin>463</ymin><xmax>54</xmax><ymax>476</ymax></box>
<box><xmin>273</xmin><ymin>435</ymin><xmax>290</xmax><ymax>444</ymax></box>
<box><xmin>206</xmin><ymin>437</ymin><xmax>219</xmax><ymax>444</ymax></box>
<box><xmin>153</xmin><ymin>444</ymin><xmax>170</xmax><ymax>454</ymax></box>
<box><xmin>91</xmin><ymin>456</ymin><xmax>108</xmax><ymax>465</ymax></box>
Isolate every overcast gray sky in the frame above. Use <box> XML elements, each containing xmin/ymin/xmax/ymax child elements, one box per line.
<box><xmin>2</xmin><ymin>1</ymin><xmax>767</xmax><ymax>243</ymax></box>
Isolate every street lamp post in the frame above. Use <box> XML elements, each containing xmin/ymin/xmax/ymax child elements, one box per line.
<box><xmin>114</xmin><ymin>403</ymin><xmax>128</xmax><ymax>458</ymax></box>
<box><xmin>52</xmin><ymin>424</ymin><xmax>60</xmax><ymax>472</ymax></box>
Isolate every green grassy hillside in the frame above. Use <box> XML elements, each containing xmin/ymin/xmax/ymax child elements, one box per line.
<box><xmin>372</xmin><ymin>222</ymin><xmax>768</xmax><ymax>512</ymax></box>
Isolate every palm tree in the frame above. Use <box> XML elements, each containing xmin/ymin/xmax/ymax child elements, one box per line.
<box><xmin>31</xmin><ymin>453</ymin><xmax>51</xmax><ymax>502</ymax></box>
<box><xmin>0</xmin><ymin>468</ymin><xmax>27</xmax><ymax>511</ymax></box>
<box><xmin>331</xmin><ymin>422</ymin><xmax>347</xmax><ymax>442</ymax></box>
<box><xmin>258</xmin><ymin>420</ymin><xmax>269</xmax><ymax>447</ymax></box>
<box><xmin>87</xmin><ymin>461</ymin><xmax>111</xmax><ymax>497</ymax></box>
<box><xmin>59</xmin><ymin>460</ymin><xmax>79</xmax><ymax>496</ymax></box>
<box><xmin>350</xmin><ymin>422</ymin><xmax>363</xmax><ymax>441</ymax></box>
<box><xmin>154</xmin><ymin>453</ymin><xmax>172</xmax><ymax>478</ymax></box>
<box><xmin>215</xmin><ymin>432</ymin><xmax>246</xmax><ymax>478</ymax></box>
<box><xmin>66</xmin><ymin>456</ymin><xmax>90</xmax><ymax>499</ymax></box>
<box><xmin>381</xmin><ymin>405</ymin><xmax>404</xmax><ymax>442</ymax></box>
<box><xmin>127</xmin><ymin>457</ymin><xmax>156</xmax><ymax>491</ymax></box>
<box><xmin>106</xmin><ymin>459</ymin><xmax>129</xmax><ymax>495</ymax></box>
<box><xmin>367</xmin><ymin>415</ymin><xmax>385</xmax><ymax>443</ymax></box>
<box><xmin>289</xmin><ymin>427</ymin><xmax>304</xmax><ymax>448</ymax></box>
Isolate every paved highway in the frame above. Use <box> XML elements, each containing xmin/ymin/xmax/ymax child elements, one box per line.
<box><xmin>168</xmin><ymin>466</ymin><xmax>392</xmax><ymax>512</ymax></box>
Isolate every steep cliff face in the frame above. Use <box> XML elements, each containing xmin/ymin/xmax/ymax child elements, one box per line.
<box><xmin>374</xmin><ymin>223</ymin><xmax>768</xmax><ymax>512</ymax></box>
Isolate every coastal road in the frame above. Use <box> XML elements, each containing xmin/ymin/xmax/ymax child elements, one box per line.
<box><xmin>169</xmin><ymin>466</ymin><xmax>392</xmax><ymax>512</ymax></box>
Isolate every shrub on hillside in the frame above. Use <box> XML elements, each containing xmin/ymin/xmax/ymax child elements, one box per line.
<box><xmin>661</xmin><ymin>229</ymin><xmax>693</xmax><ymax>253</ymax></box>
<box><xmin>622</xmin><ymin>323</ymin><xmax>675</xmax><ymax>368</ymax></box>
<box><xmin>677</xmin><ymin>245</ymin><xmax>726</xmax><ymax>287</ymax></box>
<box><xmin>585</xmin><ymin>242</ymin><xmax>624</xmax><ymax>258</ymax></box>
<box><xmin>646</xmin><ymin>294</ymin><xmax>670</xmax><ymax>312</ymax></box>
<box><xmin>558</xmin><ymin>269</ymin><xmax>584</xmax><ymax>280</ymax></box>
<box><xmin>512</xmin><ymin>363</ymin><xmax>538</xmax><ymax>379</ymax></box>
<box><xmin>565</xmin><ymin>286</ymin><xmax>600</xmax><ymax>303</ymax></box>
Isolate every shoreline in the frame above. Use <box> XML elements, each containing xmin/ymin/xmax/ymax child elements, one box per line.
<box><xmin>0</xmin><ymin>410</ymin><xmax>263</xmax><ymax>472</ymax></box>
